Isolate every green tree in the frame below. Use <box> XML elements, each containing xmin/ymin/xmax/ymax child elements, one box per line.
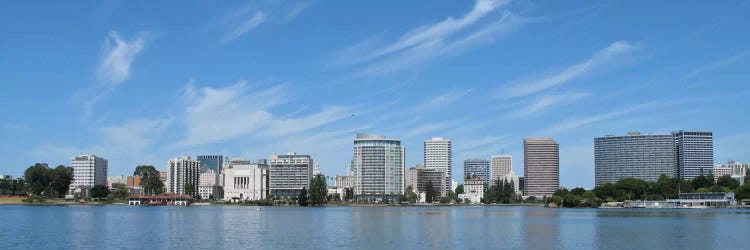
<box><xmin>735</xmin><ymin>183</ymin><xmax>750</xmax><ymax>201</ymax></box>
<box><xmin>570</xmin><ymin>187</ymin><xmax>586</xmax><ymax>196</ymax></box>
<box><xmin>455</xmin><ymin>184</ymin><xmax>464</xmax><ymax>195</ymax></box>
<box><xmin>309</xmin><ymin>174</ymin><xmax>328</xmax><ymax>206</ymax></box>
<box><xmin>692</xmin><ymin>174</ymin><xmax>714</xmax><ymax>190</ymax></box>
<box><xmin>716</xmin><ymin>175</ymin><xmax>740</xmax><ymax>190</ymax></box>
<box><xmin>24</xmin><ymin>163</ymin><xmax>52</xmax><ymax>196</ymax></box>
<box><xmin>50</xmin><ymin>165</ymin><xmax>74</xmax><ymax>198</ymax></box>
<box><xmin>405</xmin><ymin>185</ymin><xmax>418</xmax><ymax>203</ymax></box>
<box><xmin>298</xmin><ymin>187</ymin><xmax>309</xmax><ymax>206</ymax></box>
<box><xmin>110</xmin><ymin>183</ymin><xmax>130</xmax><ymax>200</ymax></box>
<box><xmin>425</xmin><ymin>181</ymin><xmax>437</xmax><ymax>203</ymax></box>
<box><xmin>447</xmin><ymin>190</ymin><xmax>458</xmax><ymax>203</ymax></box>
<box><xmin>134</xmin><ymin>165</ymin><xmax>163</xmax><ymax>195</ymax></box>
<box><xmin>90</xmin><ymin>185</ymin><xmax>110</xmax><ymax>199</ymax></box>
<box><xmin>184</xmin><ymin>183</ymin><xmax>195</xmax><ymax>196</ymax></box>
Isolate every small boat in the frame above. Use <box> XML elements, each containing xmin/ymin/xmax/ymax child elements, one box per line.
<box><xmin>256</xmin><ymin>208</ymin><xmax>262</xmax><ymax>211</ymax></box>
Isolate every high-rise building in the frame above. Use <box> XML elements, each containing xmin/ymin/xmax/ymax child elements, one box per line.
<box><xmin>463</xmin><ymin>159</ymin><xmax>489</xmax><ymax>181</ymax></box>
<box><xmin>523</xmin><ymin>138</ymin><xmax>559</xmax><ymax>198</ymax></box>
<box><xmin>405</xmin><ymin>166</ymin><xmax>419</xmax><ymax>192</ymax></box>
<box><xmin>166</xmin><ymin>156</ymin><xmax>200</xmax><ymax>196</ymax></box>
<box><xmin>491</xmin><ymin>155</ymin><xmax>512</xmax><ymax>184</ymax></box>
<box><xmin>269</xmin><ymin>152</ymin><xmax>313</xmax><ymax>197</ymax></box>
<box><xmin>352</xmin><ymin>133</ymin><xmax>405</xmax><ymax>201</ymax></box>
<box><xmin>70</xmin><ymin>154</ymin><xmax>108</xmax><ymax>193</ymax></box>
<box><xmin>594</xmin><ymin>132</ymin><xmax>676</xmax><ymax>186</ymax></box>
<box><xmin>673</xmin><ymin>131</ymin><xmax>714</xmax><ymax>180</ymax></box>
<box><xmin>424</xmin><ymin>137</ymin><xmax>451</xmax><ymax>194</ymax></box>
<box><xmin>223</xmin><ymin>158</ymin><xmax>268</xmax><ymax>201</ymax></box>
<box><xmin>197</xmin><ymin>155</ymin><xmax>223</xmax><ymax>173</ymax></box>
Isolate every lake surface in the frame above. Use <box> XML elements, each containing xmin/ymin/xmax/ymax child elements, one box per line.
<box><xmin>1</xmin><ymin>205</ymin><xmax>748</xmax><ymax>249</ymax></box>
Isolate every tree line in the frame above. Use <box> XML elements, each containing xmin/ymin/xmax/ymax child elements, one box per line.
<box><xmin>550</xmin><ymin>173</ymin><xmax>750</xmax><ymax>208</ymax></box>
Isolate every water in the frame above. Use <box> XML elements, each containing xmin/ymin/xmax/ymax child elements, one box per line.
<box><xmin>1</xmin><ymin>205</ymin><xmax>748</xmax><ymax>249</ymax></box>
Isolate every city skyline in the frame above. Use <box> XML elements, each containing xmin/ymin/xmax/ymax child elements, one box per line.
<box><xmin>2</xmin><ymin>1</ymin><xmax>750</xmax><ymax>188</ymax></box>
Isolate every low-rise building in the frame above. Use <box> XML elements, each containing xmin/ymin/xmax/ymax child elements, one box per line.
<box><xmin>223</xmin><ymin>158</ymin><xmax>269</xmax><ymax>201</ymax></box>
<box><xmin>714</xmin><ymin>161</ymin><xmax>748</xmax><ymax>185</ymax></box>
<box><xmin>199</xmin><ymin>170</ymin><xmax>222</xmax><ymax>200</ymax></box>
<box><xmin>459</xmin><ymin>178</ymin><xmax>486</xmax><ymax>204</ymax></box>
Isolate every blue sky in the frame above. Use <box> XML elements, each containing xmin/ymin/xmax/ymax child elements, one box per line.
<box><xmin>2</xmin><ymin>0</ymin><xmax>749</xmax><ymax>188</ymax></box>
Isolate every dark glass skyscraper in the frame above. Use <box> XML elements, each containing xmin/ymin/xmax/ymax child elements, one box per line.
<box><xmin>463</xmin><ymin>159</ymin><xmax>489</xmax><ymax>180</ymax></box>
<box><xmin>197</xmin><ymin>155</ymin><xmax>223</xmax><ymax>173</ymax></box>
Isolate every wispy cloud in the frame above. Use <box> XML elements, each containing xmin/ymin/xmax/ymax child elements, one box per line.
<box><xmin>178</xmin><ymin>81</ymin><xmax>353</xmax><ymax>147</ymax></box>
<box><xmin>81</xmin><ymin>30</ymin><xmax>153</xmax><ymax>122</ymax></box>
<box><xmin>221</xmin><ymin>11</ymin><xmax>266</xmax><ymax>44</ymax></box>
<box><xmin>497</xmin><ymin>41</ymin><xmax>639</xmax><ymax>99</ymax></box>
<box><xmin>681</xmin><ymin>49</ymin><xmax>750</xmax><ymax>82</ymax></box>
<box><xmin>1</xmin><ymin>123</ymin><xmax>32</xmax><ymax>132</ymax></box>
<box><xmin>414</xmin><ymin>89</ymin><xmax>473</xmax><ymax>111</ymax></box>
<box><xmin>31</xmin><ymin>116</ymin><xmax>173</xmax><ymax>175</ymax></box>
<box><xmin>96</xmin><ymin>31</ymin><xmax>152</xmax><ymax>87</ymax></box>
<box><xmin>332</xmin><ymin>0</ymin><xmax>524</xmax><ymax>76</ymax></box>
<box><xmin>507</xmin><ymin>91</ymin><xmax>590</xmax><ymax>118</ymax></box>
<box><xmin>403</xmin><ymin>121</ymin><xmax>461</xmax><ymax>138</ymax></box>
<box><xmin>534</xmin><ymin>101</ymin><xmax>660</xmax><ymax>136</ymax></box>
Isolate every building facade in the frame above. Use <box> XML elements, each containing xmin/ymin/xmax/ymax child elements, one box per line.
<box><xmin>408</xmin><ymin>166</ymin><xmax>448</xmax><ymax>198</ymax></box>
<box><xmin>523</xmin><ymin>138</ymin><xmax>559</xmax><ymax>198</ymax></box>
<box><xmin>223</xmin><ymin>158</ymin><xmax>268</xmax><ymax>201</ymax></box>
<box><xmin>424</xmin><ymin>137</ymin><xmax>452</xmax><ymax>194</ymax></box>
<box><xmin>594</xmin><ymin>132</ymin><xmax>676</xmax><ymax>186</ymax></box>
<box><xmin>197</xmin><ymin>155</ymin><xmax>223</xmax><ymax>173</ymax></box>
<box><xmin>714</xmin><ymin>161</ymin><xmax>748</xmax><ymax>185</ymax></box>
<box><xmin>459</xmin><ymin>177</ymin><xmax>486</xmax><ymax>204</ymax></box>
<box><xmin>352</xmin><ymin>133</ymin><xmax>405</xmax><ymax>200</ymax></box>
<box><xmin>198</xmin><ymin>169</ymin><xmax>222</xmax><ymax>200</ymax></box>
<box><xmin>502</xmin><ymin>170</ymin><xmax>521</xmax><ymax>195</ymax></box>
<box><xmin>463</xmin><ymin>159</ymin><xmax>489</xmax><ymax>181</ymax></box>
<box><xmin>673</xmin><ymin>131</ymin><xmax>714</xmax><ymax>180</ymax></box>
<box><xmin>166</xmin><ymin>156</ymin><xmax>200</xmax><ymax>196</ymax></box>
<box><xmin>269</xmin><ymin>153</ymin><xmax>313</xmax><ymax>197</ymax></box>
<box><xmin>70</xmin><ymin>154</ymin><xmax>108</xmax><ymax>193</ymax></box>
<box><xmin>491</xmin><ymin>155</ymin><xmax>512</xmax><ymax>184</ymax></box>
<box><xmin>335</xmin><ymin>175</ymin><xmax>355</xmax><ymax>188</ymax></box>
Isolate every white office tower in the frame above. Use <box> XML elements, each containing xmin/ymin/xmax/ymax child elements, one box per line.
<box><xmin>424</xmin><ymin>137</ymin><xmax>452</xmax><ymax>194</ymax></box>
<box><xmin>352</xmin><ymin>133</ymin><xmax>405</xmax><ymax>201</ymax></box>
<box><xmin>166</xmin><ymin>156</ymin><xmax>200</xmax><ymax>196</ymax></box>
<box><xmin>69</xmin><ymin>154</ymin><xmax>108</xmax><ymax>193</ymax></box>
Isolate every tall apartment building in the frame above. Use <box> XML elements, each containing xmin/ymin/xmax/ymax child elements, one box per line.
<box><xmin>463</xmin><ymin>159</ymin><xmax>489</xmax><ymax>181</ymax></box>
<box><xmin>223</xmin><ymin>158</ymin><xmax>268</xmax><ymax>201</ymax></box>
<box><xmin>197</xmin><ymin>155</ymin><xmax>223</xmax><ymax>173</ymax></box>
<box><xmin>166</xmin><ymin>156</ymin><xmax>200</xmax><ymax>196</ymax></box>
<box><xmin>351</xmin><ymin>133</ymin><xmax>405</xmax><ymax>201</ymax></box>
<box><xmin>673</xmin><ymin>131</ymin><xmax>714</xmax><ymax>180</ymax></box>
<box><xmin>424</xmin><ymin>137</ymin><xmax>451</xmax><ymax>194</ymax></box>
<box><xmin>523</xmin><ymin>138</ymin><xmax>559</xmax><ymax>198</ymax></box>
<box><xmin>70</xmin><ymin>154</ymin><xmax>108</xmax><ymax>193</ymax></box>
<box><xmin>491</xmin><ymin>155</ymin><xmax>512</xmax><ymax>184</ymax></box>
<box><xmin>269</xmin><ymin>153</ymin><xmax>313</xmax><ymax>197</ymax></box>
<box><xmin>594</xmin><ymin>132</ymin><xmax>676</xmax><ymax>186</ymax></box>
